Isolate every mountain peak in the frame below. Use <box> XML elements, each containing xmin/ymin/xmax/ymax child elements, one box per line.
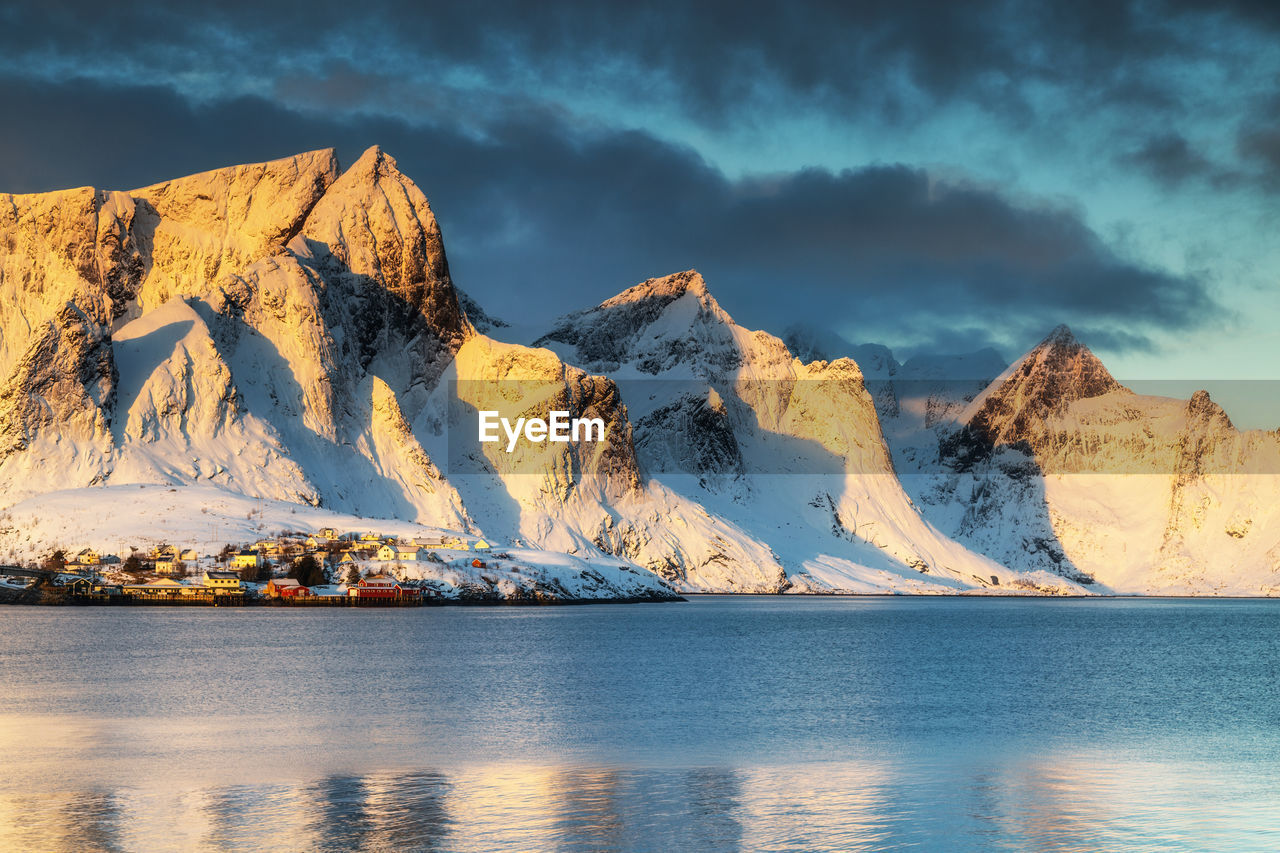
<box><xmin>345</xmin><ymin>145</ymin><xmax>395</xmax><ymax>178</ymax></box>
<box><xmin>1020</xmin><ymin>324</ymin><xmax>1111</xmax><ymax>384</ymax></box>
<box><xmin>960</xmin><ymin>323</ymin><xmax>1124</xmax><ymax>449</ymax></box>
<box><xmin>300</xmin><ymin>144</ymin><xmax>464</xmax><ymax>346</ymax></box>
<box><xmin>600</xmin><ymin>269</ymin><xmax>710</xmax><ymax>308</ymax></box>
<box><xmin>1041</xmin><ymin>324</ymin><xmax>1076</xmax><ymax>346</ymax></box>
<box><xmin>534</xmin><ymin>270</ymin><xmax>745</xmax><ymax>375</ymax></box>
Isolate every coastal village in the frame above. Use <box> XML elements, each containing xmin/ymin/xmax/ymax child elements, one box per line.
<box><xmin>0</xmin><ymin>529</ymin><xmax>505</xmax><ymax>605</ymax></box>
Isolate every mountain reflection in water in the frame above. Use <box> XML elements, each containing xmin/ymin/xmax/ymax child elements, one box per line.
<box><xmin>3</xmin><ymin>756</ymin><xmax>1277</xmax><ymax>852</ymax></box>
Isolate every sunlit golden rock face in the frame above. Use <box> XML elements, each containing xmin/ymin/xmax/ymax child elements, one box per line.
<box><xmin>130</xmin><ymin>148</ymin><xmax>341</xmax><ymax>311</ymax></box>
<box><xmin>0</xmin><ymin>148</ymin><xmax>478</xmax><ymax>524</ymax></box>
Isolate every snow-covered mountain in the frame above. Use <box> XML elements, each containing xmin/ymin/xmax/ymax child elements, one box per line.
<box><xmin>1</xmin><ymin>149</ymin><xmax>1275</xmax><ymax>595</ymax></box>
<box><xmin>532</xmin><ymin>271</ymin><xmax>1070</xmax><ymax>593</ymax></box>
<box><xmin>885</xmin><ymin>326</ymin><xmax>1280</xmax><ymax>594</ymax></box>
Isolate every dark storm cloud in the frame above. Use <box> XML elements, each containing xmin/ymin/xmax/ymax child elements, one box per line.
<box><xmin>1121</xmin><ymin>134</ymin><xmax>1215</xmax><ymax>187</ymax></box>
<box><xmin>0</xmin><ymin>76</ymin><xmax>1216</xmax><ymax>356</ymax></box>
<box><xmin>1238</xmin><ymin>125</ymin><xmax>1280</xmax><ymax>188</ymax></box>
<box><xmin>1117</xmin><ymin>133</ymin><xmax>1253</xmax><ymax>192</ymax></box>
<box><xmin>1</xmin><ymin>0</ymin><xmax>1275</xmax><ymax>126</ymax></box>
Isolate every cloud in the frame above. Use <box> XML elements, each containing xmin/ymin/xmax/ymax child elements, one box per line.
<box><xmin>2</xmin><ymin>0</ymin><xmax>1276</xmax><ymax>131</ymax></box>
<box><xmin>1120</xmin><ymin>134</ymin><xmax>1215</xmax><ymax>187</ymax></box>
<box><xmin>1238</xmin><ymin>123</ymin><xmax>1280</xmax><ymax>189</ymax></box>
<box><xmin>0</xmin><ymin>75</ymin><xmax>1218</xmax><ymax>358</ymax></box>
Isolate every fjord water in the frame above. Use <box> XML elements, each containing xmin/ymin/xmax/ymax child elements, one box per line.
<box><xmin>1</xmin><ymin>597</ymin><xmax>1277</xmax><ymax>851</ymax></box>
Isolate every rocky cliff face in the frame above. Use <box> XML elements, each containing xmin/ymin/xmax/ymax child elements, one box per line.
<box><xmin>953</xmin><ymin>325</ymin><xmax>1127</xmax><ymax>464</ymax></box>
<box><xmin>0</xmin><ymin>300</ymin><xmax>116</xmax><ymax>464</ymax></box>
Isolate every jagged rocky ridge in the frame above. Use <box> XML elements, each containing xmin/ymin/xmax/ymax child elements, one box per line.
<box><xmin>1</xmin><ymin>150</ymin><xmax>1276</xmax><ymax>594</ymax></box>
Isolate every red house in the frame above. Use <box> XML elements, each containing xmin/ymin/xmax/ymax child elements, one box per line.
<box><xmin>349</xmin><ymin>574</ymin><xmax>421</xmax><ymax>600</ymax></box>
<box><xmin>265</xmin><ymin>578</ymin><xmax>311</xmax><ymax>598</ymax></box>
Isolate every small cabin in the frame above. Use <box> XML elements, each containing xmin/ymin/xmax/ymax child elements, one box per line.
<box><xmin>64</xmin><ymin>576</ymin><xmax>96</xmax><ymax>595</ymax></box>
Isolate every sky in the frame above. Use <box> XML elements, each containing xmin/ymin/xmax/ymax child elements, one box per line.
<box><xmin>1</xmin><ymin>0</ymin><xmax>1278</xmax><ymax>420</ymax></box>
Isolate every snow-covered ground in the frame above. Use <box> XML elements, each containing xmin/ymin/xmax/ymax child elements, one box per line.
<box><xmin>0</xmin><ymin>484</ymin><xmax>679</xmax><ymax>602</ymax></box>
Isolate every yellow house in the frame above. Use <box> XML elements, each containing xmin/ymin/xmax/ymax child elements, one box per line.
<box><xmin>202</xmin><ymin>570</ymin><xmax>243</xmax><ymax>594</ymax></box>
<box><xmin>473</xmin><ymin>539</ymin><xmax>491</xmax><ymax>551</ymax></box>
<box><xmin>155</xmin><ymin>559</ymin><xmax>180</xmax><ymax>576</ymax></box>
<box><xmin>180</xmin><ymin>549</ymin><xmax>199</xmax><ymax>561</ymax></box>
<box><xmin>74</xmin><ymin>548</ymin><xmax>101</xmax><ymax>565</ymax></box>
<box><xmin>375</xmin><ymin>544</ymin><xmax>397</xmax><ymax>561</ymax></box>
<box><xmin>231</xmin><ymin>550</ymin><xmax>261</xmax><ymax>570</ymax></box>
<box><xmin>395</xmin><ymin>546</ymin><xmax>422</xmax><ymax>561</ymax></box>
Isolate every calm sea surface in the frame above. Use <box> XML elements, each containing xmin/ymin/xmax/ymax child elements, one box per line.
<box><xmin>1</xmin><ymin>596</ymin><xmax>1278</xmax><ymax>851</ymax></box>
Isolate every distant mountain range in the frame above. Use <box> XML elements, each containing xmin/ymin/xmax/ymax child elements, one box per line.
<box><xmin>2</xmin><ymin>148</ymin><xmax>1276</xmax><ymax>595</ymax></box>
